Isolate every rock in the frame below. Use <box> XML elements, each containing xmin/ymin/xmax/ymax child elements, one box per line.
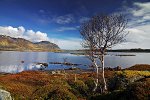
<box><xmin>129</xmin><ymin>76</ymin><xmax>145</xmax><ymax>83</ymax></box>
<box><xmin>104</xmin><ymin>66</ymin><xmax>122</xmax><ymax>71</ymax></box>
<box><xmin>115</xmin><ymin>66</ymin><xmax>122</xmax><ymax>71</ymax></box>
<box><xmin>21</xmin><ymin>61</ymin><xmax>24</xmax><ymax>63</ymax></box>
<box><xmin>37</xmin><ymin>63</ymin><xmax>48</xmax><ymax>67</ymax></box>
<box><xmin>51</xmin><ymin>71</ymin><xmax>56</xmax><ymax>74</ymax></box>
<box><xmin>109</xmin><ymin>66</ymin><xmax>122</xmax><ymax>71</ymax></box>
<box><xmin>56</xmin><ymin>71</ymin><xmax>61</xmax><ymax>74</ymax></box>
<box><xmin>51</xmin><ymin>70</ymin><xmax>61</xmax><ymax>74</ymax></box>
<box><xmin>36</xmin><ymin>63</ymin><xmax>48</xmax><ymax>70</ymax></box>
<box><xmin>0</xmin><ymin>89</ymin><xmax>12</xmax><ymax>100</ymax></box>
<box><xmin>49</xmin><ymin>62</ymin><xmax>81</xmax><ymax>66</ymax></box>
<box><xmin>68</xmin><ymin>67</ymin><xmax>80</xmax><ymax>70</ymax></box>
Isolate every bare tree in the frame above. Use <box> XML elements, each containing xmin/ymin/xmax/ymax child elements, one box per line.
<box><xmin>80</xmin><ymin>13</ymin><xmax>128</xmax><ymax>92</ymax></box>
<box><xmin>80</xmin><ymin>22</ymin><xmax>100</xmax><ymax>92</ymax></box>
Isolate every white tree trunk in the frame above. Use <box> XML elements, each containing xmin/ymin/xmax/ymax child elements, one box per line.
<box><xmin>102</xmin><ymin>54</ymin><xmax>107</xmax><ymax>91</ymax></box>
<box><xmin>74</xmin><ymin>74</ymin><xmax>77</xmax><ymax>82</ymax></box>
<box><xmin>93</xmin><ymin>61</ymin><xmax>99</xmax><ymax>91</ymax></box>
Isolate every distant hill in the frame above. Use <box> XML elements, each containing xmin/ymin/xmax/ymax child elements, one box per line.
<box><xmin>64</xmin><ymin>48</ymin><xmax>150</xmax><ymax>53</ymax></box>
<box><xmin>35</xmin><ymin>41</ymin><xmax>60</xmax><ymax>50</ymax></box>
<box><xmin>0</xmin><ymin>35</ymin><xmax>60</xmax><ymax>51</ymax></box>
<box><xmin>107</xmin><ymin>49</ymin><xmax>150</xmax><ymax>52</ymax></box>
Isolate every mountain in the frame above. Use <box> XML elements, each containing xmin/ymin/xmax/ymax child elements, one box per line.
<box><xmin>0</xmin><ymin>35</ymin><xmax>60</xmax><ymax>51</ymax></box>
<box><xmin>34</xmin><ymin>41</ymin><xmax>60</xmax><ymax>51</ymax></box>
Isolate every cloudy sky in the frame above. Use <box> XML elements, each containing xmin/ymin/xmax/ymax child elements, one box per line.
<box><xmin>0</xmin><ymin>0</ymin><xmax>149</xmax><ymax>49</ymax></box>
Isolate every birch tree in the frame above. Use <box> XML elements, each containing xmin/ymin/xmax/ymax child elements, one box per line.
<box><xmin>80</xmin><ymin>22</ymin><xmax>99</xmax><ymax>91</ymax></box>
<box><xmin>80</xmin><ymin>13</ymin><xmax>128</xmax><ymax>92</ymax></box>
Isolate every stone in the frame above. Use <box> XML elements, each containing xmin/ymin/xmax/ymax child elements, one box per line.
<box><xmin>0</xmin><ymin>89</ymin><xmax>12</xmax><ymax>100</ymax></box>
<box><xmin>56</xmin><ymin>71</ymin><xmax>61</xmax><ymax>74</ymax></box>
<box><xmin>51</xmin><ymin>71</ymin><xmax>56</xmax><ymax>74</ymax></box>
<box><xmin>115</xmin><ymin>66</ymin><xmax>122</xmax><ymax>71</ymax></box>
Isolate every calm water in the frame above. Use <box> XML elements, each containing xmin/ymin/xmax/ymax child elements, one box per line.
<box><xmin>0</xmin><ymin>51</ymin><xmax>150</xmax><ymax>73</ymax></box>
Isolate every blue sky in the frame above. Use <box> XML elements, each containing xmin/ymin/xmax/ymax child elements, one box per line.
<box><xmin>0</xmin><ymin>0</ymin><xmax>150</xmax><ymax>49</ymax></box>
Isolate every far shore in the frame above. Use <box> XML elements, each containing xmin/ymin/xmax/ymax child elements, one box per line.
<box><xmin>1</xmin><ymin>48</ymin><xmax>150</xmax><ymax>53</ymax></box>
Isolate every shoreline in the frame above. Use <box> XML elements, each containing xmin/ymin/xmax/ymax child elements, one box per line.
<box><xmin>1</xmin><ymin>64</ymin><xmax>150</xmax><ymax>75</ymax></box>
<box><xmin>1</xmin><ymin>49</ymin><xmax>150</xmax><ymax>53</ymax></box>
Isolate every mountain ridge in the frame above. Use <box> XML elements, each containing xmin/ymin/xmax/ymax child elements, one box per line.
<box><xmin>0</xmin><ymin>35</ymin><xmax>60</xmax><ymax>51</ymax></box>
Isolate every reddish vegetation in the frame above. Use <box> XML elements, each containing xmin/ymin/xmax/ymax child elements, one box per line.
<box><xmin>1</xmin><ymin>65</ymin><xmax>149</xmax><ymax>100</ymax></box>
<box><xmin>0</xmin><ymin>71</ymin><xmax>65</xmax><ymax>99</ymax></box>
<box><xmin>0</xmin><ymin>70</ymin><xmax>115</xmax><ymax>99</ymax></box>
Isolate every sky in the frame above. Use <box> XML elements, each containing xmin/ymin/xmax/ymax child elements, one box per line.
<box><xmin>0</xmin><ymin>0</ymin><xmax>149</xmax><ymax>50</ymax></box>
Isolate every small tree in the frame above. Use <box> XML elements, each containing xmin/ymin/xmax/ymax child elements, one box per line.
<box><xmin>80</xmin><ymin>13</ymin><xmax>128</xmax><ymax>92</ymax></box>
<box><xmin>80</xmin><ymin>22</ymin><xmax>100</xmax><ymax>92</ymax></box>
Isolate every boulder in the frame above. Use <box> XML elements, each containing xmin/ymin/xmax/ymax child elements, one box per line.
<box><xmin>0</xmin><ymin>89</ymin><xmax>12</xmax><ymax>100</ymax></box>
<box><xmin>114</xmin><ymin>66</ymin><xmax>122</xmax><ymax>71</ymax></box>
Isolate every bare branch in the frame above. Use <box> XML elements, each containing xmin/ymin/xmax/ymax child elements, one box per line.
<box><xmin>80</xmin><ymin>13</ymin><xmax>128</xmax><ymax>92</ymax></box>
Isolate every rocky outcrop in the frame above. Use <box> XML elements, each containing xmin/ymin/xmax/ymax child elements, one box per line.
<box><xmin>0</xmin><ymin>35</ymin><xmax>60</xmax><ymax>51</ymax></box>
<box><xmin>0</xmin><ymin>89</ymin><xmax>12</xmax><ymax>100</ymax></box>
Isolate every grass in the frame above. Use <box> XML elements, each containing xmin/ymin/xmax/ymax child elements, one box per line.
<box><xmin>116</xmin><ymin>70</ymin><xmax>150</xmax><ymax>78</ymax></box>
<box><xmin>0</xmin><ymin>71</ymin><xmax>97</xmax><ymax>99</ymax></box>
<box><xmin>0</xmin><ymin>64</ymin><xmax>150</xmax><ymax>100</ymax></box>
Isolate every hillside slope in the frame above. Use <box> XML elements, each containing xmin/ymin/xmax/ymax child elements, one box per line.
<box><xmin>0</xmin><ymin>35</ymin><xmax>60</xmax><ymax>51</ymax></box>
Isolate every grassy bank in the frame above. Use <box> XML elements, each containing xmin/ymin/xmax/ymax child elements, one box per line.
<box><xmin>0</xmin><ymin>64</ymin><xmax>150</xmax><ymax>100</ymax></box>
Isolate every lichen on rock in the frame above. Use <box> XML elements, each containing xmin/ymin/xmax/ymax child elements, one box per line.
<box><xmin>0</xmin><ymin>89</ymin><xmax>12</xmax><ymax>100</ymax></box>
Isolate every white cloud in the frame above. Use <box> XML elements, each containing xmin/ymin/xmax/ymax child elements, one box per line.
<box><xmin>53</xmin><ymin>14</ymin><xmax>74</xmax><ymax>24</ymax></box>
<box><xmin>39</xmin><ymin>9</ymin><xmax>45</xmax><ymax>13</ymax></box>
<box><xmin>25</xmin><ymin>30</ymin><xmax>49</xmax><ymax>42</ymax></box>
<box><xmin>56</xmin><ymin>26</ymin><xmax>78</xmax><ymax>32</ymax></box>
<box><xmin>132</xmin><ymin>2</ymin><xmax>150</xmax><ymax>17</ymax></box>
<box><xmin>0</xmin><ymin>25</ymin><xmax>83</xmax><ymax>50</ymax></box>
<box><xmin>0</xmin><ymin>26</ymin><xmax>25</xmax><ymax>38</ymax></box>
<box><xmin>79</xmin><ymin>17</ymin><xmax>90</xmax><ymax>23</ymax></box>
<box><xmin>0</xmin><ymin>26</ymin><xmax>50</xmax><ymax>42</ymax></box>
<box><xmin>129</xmin><ymin>2</ymin><xmax>150</xmax><ymax>24</ymax></box>
<box><xmin>114</xmin><ymin>1</ymin><xmax>150</xmax><ymax>49</ymax></box>
<box><xmin>114</xmin><ymin>21</ymin><xmax>150</xmax><ymax>49</ymax></box>
<box><xmin>118</xmin><ymin>25</ymin><xmax>150</xmax><ymax>49</ymax></box>
<box><xmin>51</xmin><ymin>38</ymin><xmax>83</xmax><ymax>50</ymax></box>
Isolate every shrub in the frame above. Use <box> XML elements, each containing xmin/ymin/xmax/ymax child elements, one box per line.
<box><xmin>46</xmin><ymin>88</ymin><xmax>77</xmax><ymax>100</ymax></box>
<box><xmin>85</xmin><ymin>77</ymin><xmax>95</xmax><ymax>92</ymax></box>
<box><xmin>89</xmin><ymin>90</ymin><xmax>126</xmax><ymax>100</ymax></box>
<box><xmin>68</xmin><ymin>80</ymin><xmax>89</xmax><ymax>97</ymax></box>
<box><xmin>124</xmin><ymin>78</ymin><xmax>150</xmax><ymax>100</ymax></box>
<box><xmin>108</xmin><ymin>71</ymin><xmax>128</xmax><ymax>91</ymax></box>
<box><xmin>32</xmin><ymin>79</ymin><xmax>71</xmax><ymax>99</ymax></box>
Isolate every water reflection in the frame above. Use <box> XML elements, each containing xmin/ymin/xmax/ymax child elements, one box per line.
<box><xmin>0</xmin><ymin>65</ymin><xmax>24</xmax><ymax>73</ymax></box>
<box><xmin>0</xmin><ymin>51</ymin><xmax>150</xmax><ymax>73</ymax></box>
<box><xmin>0</xmin><ymin>63</ymin><xmax>44</xmax><ymax>73</ymax></box>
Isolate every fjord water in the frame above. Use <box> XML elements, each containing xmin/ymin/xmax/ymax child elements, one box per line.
<box><xmin>0</xmin><ymin>51</ymin><xmax>150</xmax><ymax>73</ymax></box>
